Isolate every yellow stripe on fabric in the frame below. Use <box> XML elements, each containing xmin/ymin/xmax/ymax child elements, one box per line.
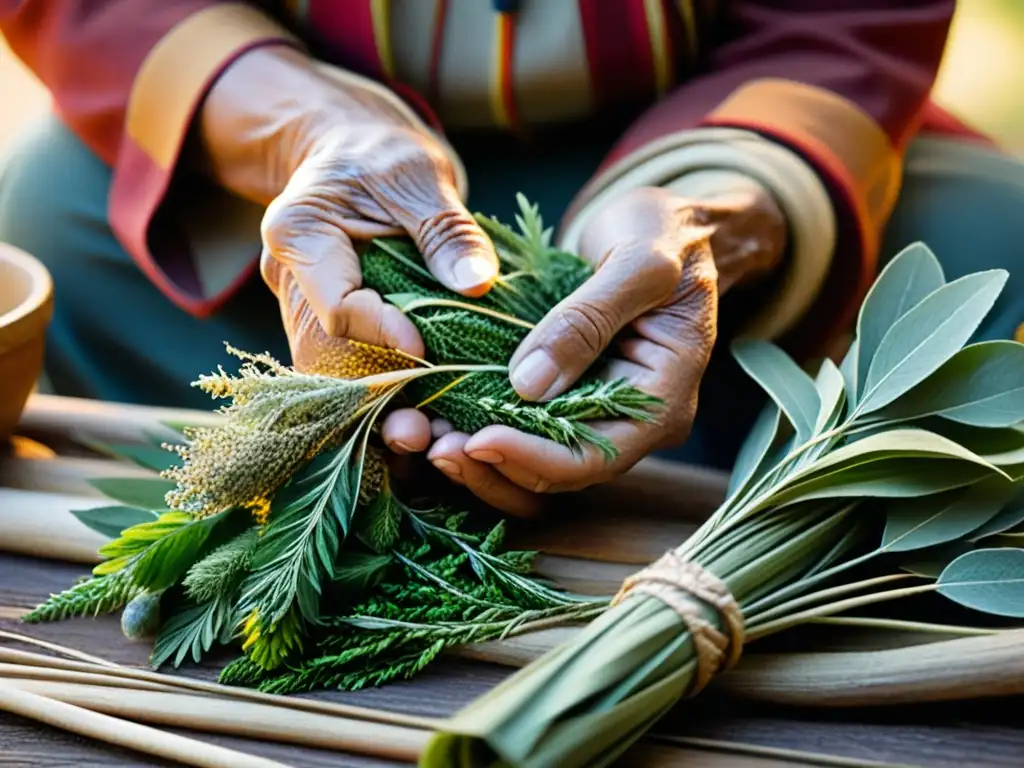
<box><xmin>371</xmin><ymin>0</ymin><xmax>395</xmax><ymax>77</ymax></box>
<box><xmin>489</xmin><ymin>14</ymin><xmax>512</xmax><ymax>128</ymax></box>
<box><xmin>644</xmin><ymin>0</ymin><xmax>673</xmax><ymax>96</ymax></box>
<box><xmin>126</xmin><ymin>3</ymin><xmax>300</xmax><ymax>170</ymax></box>
<box><xmin>675</xmin><ymin>0</ymin><xmax>698</xmax><ymax>70</ymax></box>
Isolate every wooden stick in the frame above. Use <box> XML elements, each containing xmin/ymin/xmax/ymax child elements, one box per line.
<box><xmin>0</xmin><ymin>663</ymin><xmax>181</xmax><ymax>693</ymax></box>
<box><xmin>0</xmin><ymin>454</ymin><xmax>152</xmax><ymax>496</ymax></box>
<box><xmin>0</xmin><ymin>681</ymin><xmax>290</xmax><ymax>768</ymax></box>
<box><xmin>3</xmin><ymin>678</ymin><xmax>430</xmax><ymax>763</ymax></box>
<box><xmin>0</xmin><ymin>630</ymin><xmax>122</xmax><ymax>668</ymax></box>
<box><xmin>0</xmin><ymin>644</ymin><xmax>439</xmax><ymax>730</ymax></box>
<box><xmin>720</xmin><ymin>630</ymin><xmax>1024</xmax><ymax>706</ymax></box>
<box><xmin>19</xmin><ymin>393</ymin><xmax>221</xmax><ymax>445</ymax></box>
<box><xmin>0</xmin><ymin>489</ymin><xmax>107</xmax><ymax>563</ymax></box>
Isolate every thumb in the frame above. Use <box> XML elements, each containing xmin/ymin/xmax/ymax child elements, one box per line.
<box><xmin>507</xmin><ymin>237</ymin><xmax>685</xmax><ymax>402</ymax></box>
<box><xmin>370</xmin><ymin>163</ymin><xmax>500</xmax><ymax>298</ymax></box>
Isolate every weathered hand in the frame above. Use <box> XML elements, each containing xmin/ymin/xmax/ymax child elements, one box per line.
<box><xmin>199</xmin><ymin>46</ymin><xmax>495</xmax><ymax>452</ymax></box>
<box><xmin>424</xmin><ymin>185</ymin><xmax>786</xmax><ymax>516</ymax></box>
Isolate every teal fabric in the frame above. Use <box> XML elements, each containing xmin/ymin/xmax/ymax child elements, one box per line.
<box><xmin>1</xmin><ymin>116</ymin><xmax>1022</xmax><ymax>469</ymax></box>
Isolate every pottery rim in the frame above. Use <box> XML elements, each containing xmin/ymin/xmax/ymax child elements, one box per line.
<box><xmin>0</xmin><ymin>243</ymin><xmax>54</xmax><ymax>351</ymax></box>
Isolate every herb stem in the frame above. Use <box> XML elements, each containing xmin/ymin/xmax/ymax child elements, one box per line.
<box><xmin>746</xmin><ymin>573</ymin><xmax>914</xmax><ymax>627</ymax></box>
<box><xmin>745</xmin><ymin>583</ymin><xmax>937</xmax><ymax>641</ymax></box>
<box><xmin>808</xmin><ymin>616</ymin><xmax>1002</xmax><ymax>636</ymax></box>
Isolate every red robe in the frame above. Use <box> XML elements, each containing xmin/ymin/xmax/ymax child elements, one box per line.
<box><xmin>0</xmin><ymin>0</ymin><xmax>989</xmax><ymax>353</ymax></box>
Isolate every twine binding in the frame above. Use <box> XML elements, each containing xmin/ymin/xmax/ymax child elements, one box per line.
<box><xmin>611</xmin><ymin>550</ymin><xmax>744</xmax><ymax>695</ymax></box>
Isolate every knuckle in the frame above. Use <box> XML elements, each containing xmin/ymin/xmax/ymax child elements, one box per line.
<box><xmin>261</xmin><ymin>199</ymin><xmax>325</xmax><ymax>253</ymax></box>
<box><xmin>557</xmin><ymin>302</ymin><xmax>617</xmax><ymax>357</ymax></box>
<box><xmin>417</xmin><ymin>210</ymin><xmax>488</xmax><ymax>262</ymax></box>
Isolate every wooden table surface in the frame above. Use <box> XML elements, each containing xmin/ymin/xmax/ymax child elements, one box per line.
<box><xmin>2</xmin><ymin>397</ymin><xmax>1023</xmax><ymax>767</ymax></box>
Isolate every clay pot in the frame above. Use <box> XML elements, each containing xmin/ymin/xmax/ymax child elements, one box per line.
<box><xmin>0</xmin><ymin>244</ymin><xmax>53</xmax><ymax>441</ymax></box>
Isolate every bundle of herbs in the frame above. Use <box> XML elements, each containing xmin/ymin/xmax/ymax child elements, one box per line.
<box><xmin>22</xmin><ymin>198</ymin><xmax>1024</xmax><ymax>768</ymax></box>
<box><xmin>24</xmin><ymin>196</ymin><xmax>651</xmax><ymax>684</ymax></box>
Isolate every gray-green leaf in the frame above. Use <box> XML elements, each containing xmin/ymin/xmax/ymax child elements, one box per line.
<box><xmin>839</xmin><ymin>338</ymin><xmax>859</xmax><ymax>408</ymax></box>
<box><xmin>731</xmin><ymin>339</ymin><xmax>820</xmax><ymax>442</ymax></box>
<box><xmin>727</xmin><ymin>403</ymin><xmax>782</xmax><ymax>497</ymax></box>
<box><xmin>768</xmin><ymin>458</ymin><xmax>994</xmax><ymax>508</ymax></box>
<box><xmin>88</xmin><ymin>478</ymin><xmax>177</xmax><ymax>511</ymax></box>
<box><xmin>881</xmin><ymin>341</ymin><xmax>1024</xmax><ymax>427</ymax></box>
<box><xmin>791</xmin><ymin>428</ymin><xmax>1003</xmax><ymax>480</ymax></box>
<box><xmin>968</xmin><ymin>494</ymin><xmax>1024</xmax><ymax>541</ymax></box>
<box><xmin>72</xmin><ymin>506</ymin><xmax>159</xmax><ymax>540</ymax></box>
<box><xmin>880</xmin><ymin>477</ymin><xmax>1015</xmax><ymax>553</ymax></box>
<box><xmin>856</xmin><ymin>242</ymin><xmax>945</xmax><ymax>397</ymax></box>
<box><xmin>858</xmin><ymin>270</ymin><xmax>1008</xmax><ymax>415</ymax></box>
<box><xmin>814</xmin><ymin>358</ymin><xmax>846</xmax><ymax>434</ymax></box>
<box><xmin>937</xmin><ymin>548</ymin><xmax>1024</xmax><ymax>617</ymax></box>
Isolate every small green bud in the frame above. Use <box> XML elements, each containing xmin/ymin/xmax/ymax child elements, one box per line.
<box><xmin>121</xmin><ymin>591</ymin><xmax>162</xmax><ymax>641</ymax></box>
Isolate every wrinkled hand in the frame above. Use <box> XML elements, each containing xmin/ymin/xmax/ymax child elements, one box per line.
<box><xmin>199</xmin><ymin>46</ymin><xmax>497</xmax><ymax>453</ymax></box>
<box><xmin>422</xmin><ymin>186</ymin><xmax>786</xmax><ymax>516</ymax></box>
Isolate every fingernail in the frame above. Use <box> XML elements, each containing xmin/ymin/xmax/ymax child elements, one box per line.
<box><xmin>466</xmin><ymin>450</ymin><xmax>503</xmax><ymax>465</ymax></box>
<box><xmin>431</xmin><ymin>458</ymin><xmax>462</xmax><ymax>477</ymax></box>
<box><xmin>390</xmin><ymin>441</ymin><xmax>415</xmax><ymax>455</ymax></box>
<box><xmin>510</xmin><ymin>349</ymin><xmax>559</xmax><ymax>400</ymax></box>
<box><xmin>452</xmin><ymin>256</ymin><xmax>496</xmax><ymax>291</ymax></box>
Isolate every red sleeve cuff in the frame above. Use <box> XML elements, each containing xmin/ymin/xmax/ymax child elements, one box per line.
<box><xmin>107</xmin><ymin>3</ymin><xmax>299</xmax><ymax>317</ymax></box>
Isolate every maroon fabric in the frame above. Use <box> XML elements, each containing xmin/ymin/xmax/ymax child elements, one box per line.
<box><xmin>602</xmin><ymin>0</ymin><xmax>957</xmax><ymax>168</ymax></box>
<box><xmin>578</xmin><ymin>0</ymin><xmax>657</xmax><ymax>110</ymax></box>
<box><xmin>0</xmin><ymin>0</ymin><xmax>222</xmax><ymax>166</ymax></box>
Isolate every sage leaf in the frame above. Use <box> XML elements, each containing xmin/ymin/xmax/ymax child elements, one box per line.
<box><xmin>769</xmin><ymin>458</ymin><xmax>993</xmax><ymax>508</ymax></box>
<box><xmin>980</xmin><ymin>443</ymin><xmax>1024</xmax><ymax>468</ymax></box>
<box><xmin>928</xmin><ymin>421</ymin><xmax>1024</xmax><ymax>457</ymax></box>
<box><xmin>856</xmin><ymin>242</ymin><xmax>945</xmax><ymax>397</ymax></box>
<box><xmin>881</xmin><ymin>341</ymin><xmax>1024</xmax><ymax>427</ymax></box>
<box><xmin>88</xmin><ymin>478</ymin><xmax>176</xmax><ymax>511</ymax></box>
<box><xmin>880</xmin><ymin>477</ymin><xmax>1015</xmax><ymax>553</ymax></box>
<box><xmin>793</xmin><ymin>428</ymin><xmax>1003</xmax><ymax>480</ymax></box>
<box><xmin>72</xmin><ymin>506</ymin><xmax>158</xmax><ymax>540</ymax></box>
<box><xmin>858</xmin><ymin>270</ymin><xmax>1008</xmax><ymax>415</ymax></box>
<box><xmin>937</xmin><ymin>548</ymin><xmax>1024</xmax><ymax>617</ymax></box>
<box><xmin>731</xmin><ymin>339</ymin><xmax>820</xmax><ymax>442</ymax></box>
<box><xmin>726</xmin><ymin>403</ymin><xmax>782</xmax><ymax>497</ymax></box>
<box><xmin>814</xmin><ymin>358</ymin><xmax>846</xmax><ymax>434</ymax></box>
<box><xmin>839</xmin><ymin>338</ymin><xmax>859</xmax><ymax>408</ymax></box>
<box><xmin>900</xmin><ymin>541</ymin><xmax>975</xmax><ymax>578</ymax></box>
<box><xmin>968</xmin><ymin>495</ymin><xmax>1024</xmax><ymax>541</ymax></box>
